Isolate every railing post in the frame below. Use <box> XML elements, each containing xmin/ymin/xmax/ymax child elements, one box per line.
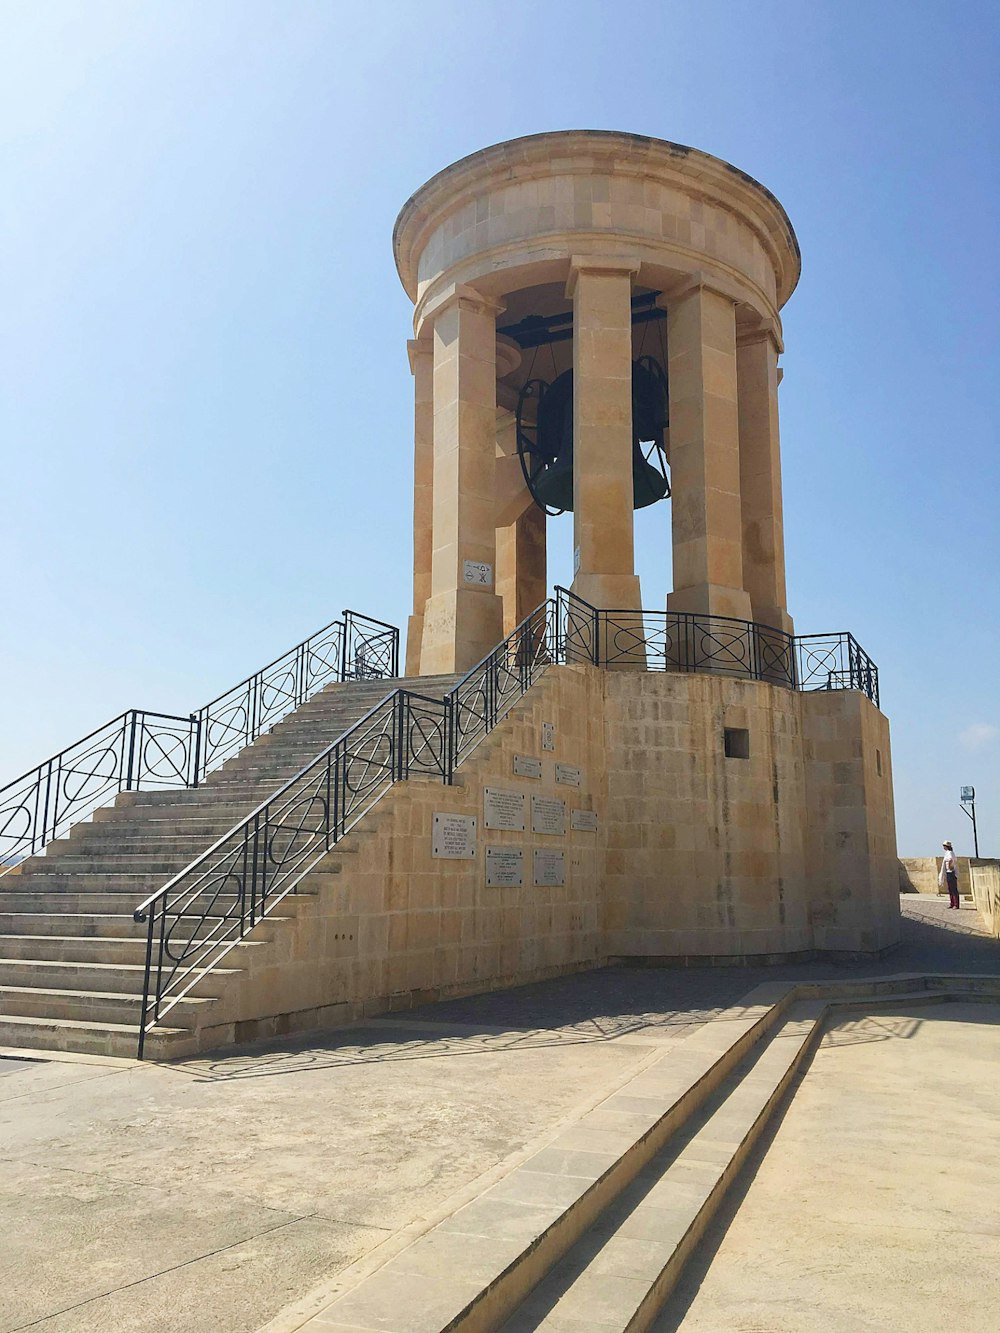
<box><xmin>444</xmin><ymin>692</ymin><xmax>455</xmax><ymax>785</ymax></box>
<box><xmin>136</xmin><ymin>900</ymin><xmax>156</xmax><ymax>1060</ymax></box>
<box><xmin>295</xmin><ymin>642</ymin><xmax>306</xmax><ymax>707</ymax></box>
<box><xmin>124</xmin><ymin>711</ymin><xmax>140</xmax><ymax>792</ymax></box>
<box><xmin>39</xmin><ymin>757</ymin><xmax>55</xmax><ymax>853</ymax></box>
<box><xmin>248</xmin><ymin>675</ymin><xmax>258</xmax><ymax>749</ymax></box>
<box><xmin>189</xmin><ymin>712</ymin><xmax>202</xmax><ymax>789</ymax></box>
<box><xmin>324</xmin><ymin>753</ymin><xmax>333</xmax><ymax>852</ymax></box>
<box><xmin>390</xmin><ymin>626</ymin><xmax>400</xmax><ymax>679</ymax></box>
<box><xmin>340</xmin><ymin>611</ymin><xmax>351</xmax><ymax>680</ymax></box>
<box><xmin>247</xmin><ymin>817</ymin><xmax>259</xmax><ymax>928</ymax></box>
<box><xmin>394</xmin><ymin>693</ymin><xmax>405</xmax><ymax>782</ymax></box>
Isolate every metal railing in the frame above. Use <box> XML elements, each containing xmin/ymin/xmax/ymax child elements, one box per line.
<box><xmin>554</xmin><ymin>591</ymin><xmax>879</xmax><ymax>705</ymax></box>
<box><xmin>132</xmin><ymin>587</ymin><xmax>879</xmax><ymax>1055</ymax></box>
<box><xmin>0</xmin><ymin>609</ymin><xmax>399</xmax><ymax>871</ymax></box>
<box><xmin>133</xmin><ymin>688</ymin><xmax>446</xmax><ymax>1055</ymax></box>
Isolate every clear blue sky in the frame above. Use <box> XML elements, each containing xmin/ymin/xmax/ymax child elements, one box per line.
<box><xmin>2</xmin><ymin>1</ymin><xmax>998</xmax><ymax>857</ymax></box>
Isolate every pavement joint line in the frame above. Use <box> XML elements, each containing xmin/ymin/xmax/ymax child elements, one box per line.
<box><xmin>0</xmin><ymin>1066</ymin><xmax>126</xmax><ymax>1105</ymax></box>
<box><xmin>5</xmin><ymin>1212</ymin><xmax>320</xmax><ymax>1333</ymax></box>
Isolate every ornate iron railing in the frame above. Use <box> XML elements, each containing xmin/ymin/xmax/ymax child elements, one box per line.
<box><xmin>132</xmin><ymin>587</ymin><xmax>879</xmax><ymax>1055</ymax></box>
<box><xmin>0</xmin><ymin>608</ymin><xmax>399</xmax><ymax>871</ymax></box>
<box><xmin>193</xmin><ymin>610</ymin><xmax>398</xmax><ymax>779</ymax></box>
<box><xmin>794</xmin><ymin>633</ymin><xmax>879</xmax><ymax>706</ymax></box>
<box><xmin>553</xmin><ymin>591</ymin><xmax>879</xmax><ymax>705</ymax></box>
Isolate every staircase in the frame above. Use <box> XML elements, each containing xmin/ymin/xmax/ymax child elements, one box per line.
<box><xmin>0</xmin><ymin>673</ymin><xmax>458</xmax><ymax>1058</ymax></box>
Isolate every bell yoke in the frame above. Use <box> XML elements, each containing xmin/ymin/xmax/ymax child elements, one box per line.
<box><xmin>393</xmin><ymin>131</ymin><xmax>800</xmax><ymax>675</ymax></box>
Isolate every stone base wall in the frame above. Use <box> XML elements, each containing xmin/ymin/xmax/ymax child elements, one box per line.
<box><xmin>602</xmin><ymin>672</ymin><xmax>898</xmax><ymax>960</ymax></box>
<box><xmin>181</xmin><ymin>666</ymin><xmax>900</xmax><ymax>1053</ymax></box>
<box><xmin>969</xmin><ymin>860</ymin><xmax>1000</xmax><ymax>937</ymax></box>
<box><xmin>898</xmin><ymin>856</ymin><xmax>973</xmax><ymax>896</ymax></box>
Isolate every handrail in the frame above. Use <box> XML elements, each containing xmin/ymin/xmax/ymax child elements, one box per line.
<box><xmin>132</xmin><ymin>588</ymin><xmax>880</xmax><ymax>1056</ymax></box>
<box><xmin>0</xmin><ymin>607</ymin><xmax>399</xmax><ymax>871</ymax></box>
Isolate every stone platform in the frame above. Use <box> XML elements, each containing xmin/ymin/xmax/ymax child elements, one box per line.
<box><xmin>0</xmin><ymin>897</ymin><xmax>996</xmax><ymax>1333</ymax></box>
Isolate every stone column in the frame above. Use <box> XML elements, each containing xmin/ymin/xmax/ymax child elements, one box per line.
<box><xmin>405</xmin><ymin>336</ymin><xmax>433</xmax><ymax>675</ymax></box>
<box><xmin>666</xmin><ymin>282</ymin><xmax>753</xmax><ymax>622</ymax></box>
<box><xmin>568</xmin><ymin>258</ymin><xmax>642</xmax><ymax>614</ymax></box>
<box><xmin>419</xmin><ymin>286</ymin><xmax>505</xmax><ymax>675</ymax></box>
<box><xmin>497</xmin><ymin>504</ymin><xmax>546</xmax><ymax>637</ymax></box>
<box><xmin>737</xmin><ymin>323</ymin><xmax>793</xmax><ymax>635</ymax></box>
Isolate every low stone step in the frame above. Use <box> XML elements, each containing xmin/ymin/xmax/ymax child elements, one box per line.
<box><xmin>0</xmin><ymin>885</ymin><xmax>317</xmax><ymax>913</ymax></box>
<box><xmin>305</xmin><ymin>996</ymin><xmax>787</xmax><ymax>1332</ymax></box>
<box><xmin>0</xmin><ymin>984</ymin><xmax>216</xmax><ymax>1024</ymax></box>
<box><xmin>0</xmin><ymin>933</ymin><xmax>271</xmax><ymax>964</ymax></box>
<box><xmin>50</xmin><ymin>832</ymin><xmax>246</xmax><ymax>859</ymax></box>
<box><xmin>0</xmin><ymin>911</ymin><xmax>294</xmax><ymax>938</ymax></box>
<box><xmin>0</xmin><ymin>1012</ymin><xmax>187</xmax><ymax>1058</ymax></box>
<box><xmin>18</xmin><ymin>853</ymin><xmax>228</xmax><ymax>875</ymax></box>
<box><xmin>0</xmin><ymin>956</ymin><xmax>240</xmax><ymax>995</ymax></box>
<box><xmin>502</xmin><ymin>1006</ymin><xmax>821</xmax><ymax>1330</ymax></box>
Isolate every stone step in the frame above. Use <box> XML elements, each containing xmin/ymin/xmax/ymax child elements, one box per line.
<box><xmin>305</xmin><ymin>995</ymin><xmax>790</xmax><ymax>1332</ymax></box>
<box><xmin>0</xmin><ymin>1012</ymin><xmax>186</xmax><ymax>1058</ymax></box>
<box><xmin>0</xmin><ymin>955</ymin><xmax>243</xmax><ymax>995</ymax></box>
<box><xmin>501</xmin><ymin>1006</ymin><xmax>821</xmax><ymax>1330</ymax></box>
<box><xmin>0</xmin><ymin>983</ymin><xmax>217</xmax><ymax>1024</ymax></box>
<box><xmin>0</xmin><ymin>933</ymin><xmax>270</xmax><ymax>964</ymax></box>
<box><xmin>0</xmin><ymin>911</ymin><xmax>294</xmax><ymax>938</ymax></box>
<box><xmin>0</xmin><ymin>885</ymin><xmax>318</xmax><ymax>912</ymax></box>
<box><xmin>17</xmin><ymin>854</ymin><xmax>220</xmax><ymax>875</ymax></box>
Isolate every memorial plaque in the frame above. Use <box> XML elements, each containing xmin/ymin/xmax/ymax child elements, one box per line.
<box><xmin>463</xmin><ymin>559</ymin><xmax>493</xmax><ymax>587</ymax></box>
<box><xmin>486</xmin><ymin>846</ymin><xmax>523</xmax><ymax>887</ymax></box>
<box><xmin>484</xmin><ymin>787</ymin><xmax>526</xmax><ymax>831</ymax></box>
<box><xmin>555</xmin><ymin>763</ymin><xmax>581</xmax><ymax>787</ymax></box>
<box><xmin>513</xmin><ymin>753</ymin><xmax>543</xmax><ymax>779</ymax></box>
<box><xmin>533</xmin><ymin>848</ymin><xmax>565</xmax><ymax>887</ymax></box>
<box><xmin>571</xmin><ymin>808</ymin><xmax>598</xmax><ymax>832</ymax></box>
<box><xmin>431</xmin><ymin>812</ymin><xmax>477</xmax><ymax>859</ymax></box>
<box><xmin>542</xmin><ymin>721</ymin><xmax>555</xmax><ymax>752</ymax></box>
<box><xmin>531</xmin><ymin>794</ymin><xmax>566</xmax><ymax>835</ymax></box>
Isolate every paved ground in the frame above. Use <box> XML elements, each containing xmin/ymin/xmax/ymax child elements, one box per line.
<box><xmin>656</xmin><ymin>999</ymin><xmax>1000</xmax><ymax>1332</ymax></box>
<box><xmin>0</xmin><ymin>896</ymin><xmax>995</xmax><ymax>1333</ymax></box>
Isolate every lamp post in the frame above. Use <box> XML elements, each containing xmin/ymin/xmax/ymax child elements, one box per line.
<box><xmin>960</xmin><ymin>785</ymin><xmax>979</xmax><ymax>858</ymax></box>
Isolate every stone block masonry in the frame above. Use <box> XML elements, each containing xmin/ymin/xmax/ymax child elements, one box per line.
<box><xmin>177</xmin><ymin>666</ymin><xmax>899</xmax><ymax>1057</ymax></box>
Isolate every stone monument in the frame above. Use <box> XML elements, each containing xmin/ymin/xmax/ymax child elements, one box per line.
<box><xmin>396</xmin><ymin>130</ymin><xmax>796</xmax><ymax>675</ymax></box>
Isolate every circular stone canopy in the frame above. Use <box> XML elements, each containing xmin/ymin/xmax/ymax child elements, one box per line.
<box><xmin>394</xmin><ymin>130</ymin><xmax>801</xmax><ymax>314</ymax></box>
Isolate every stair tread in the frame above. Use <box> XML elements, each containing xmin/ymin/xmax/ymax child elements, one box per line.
<box><xmin>0</xmin><ymin>984</ymin><xmax>220</xmax><ymax>1003</ymax></box>
<box><xmin>0</xmin><ymin>958</ymin><xmax>241</xmax><ymax>976</ymax></box>
<box><xmin>0</xmin><ymin>1013</ymin><xmax>185</xmax><ymax>1036</ymax></box>
<box><xmin>503</xmin><ymin>1009</ymin><xmax>819</xmax><ymax>1330</ymax></box>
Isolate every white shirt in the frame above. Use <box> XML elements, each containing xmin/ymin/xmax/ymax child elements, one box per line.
<box><xmin>939</xmin><ymin>851</ymin><xmax>957</xmax><ymax>885</ymax></box>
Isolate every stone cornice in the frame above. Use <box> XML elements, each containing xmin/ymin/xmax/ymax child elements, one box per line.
<box><xmin>393</xmin><ymin>130</ymin><xmax>801</xmax><ymax>309</ymax></box>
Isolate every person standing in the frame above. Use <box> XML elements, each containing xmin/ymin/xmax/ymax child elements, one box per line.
<box><xmin>939</xmin><ymin>841</ymin><xmax>960</xmax><ymax>908</ymax></box>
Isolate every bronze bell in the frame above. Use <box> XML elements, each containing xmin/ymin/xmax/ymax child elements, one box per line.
<box><xmin>517</xmin><ymin>357</ymin><xmax>670</xmax><ymax>514</ymax></box>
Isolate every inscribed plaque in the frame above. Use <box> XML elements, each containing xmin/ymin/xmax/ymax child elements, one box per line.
<box><xmin>555</xmin><ymin>763</ymin><xmax>581</xmax><ymax>787</ymax></box>
<box><xmin>533</xmin><ymin>848</ymin><xmax>565</xmax><ymax>887</ymax></box>
<box><xmin>463</xmin><ymin>559</ymin><xmax>493</xmax><ymax>587</ymax></box>
<box><xmin>571</xmin><ymin>809</ymin><xmax>598</xmax><ymax>832</ymax></box>
<box><xmin>431</xmin><ymin>812</ymin><xmax>477</xmax><ymax>859</ymax></box>
<box><xmin>513</xmin><ymin>754</ymin><xmax>543</xmax><ymax>779</ymax></box>
<box><xmin>531</xmin><ymin>794</ymin><xmax>566</xmax><ymax>836</ymax></box>
<box><xmin>542</xmin><ymin>721</ymin><xmax>555</xmax><ymax>752</ymax></box>
<box><xmin>486</xmin><ymin>846</ymin><xmax>524</xmax><ymax>887</ymax></box>
<box><xmin>483</xmin><ymin>787</ymin><xmax>527</xmax><ymax>831</ymax></box>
